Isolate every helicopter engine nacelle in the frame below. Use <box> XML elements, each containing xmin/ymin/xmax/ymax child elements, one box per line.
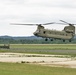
<box><xmin>64</xmin><ymin>25</ymin><xmax>75</xmax><ymax>34</ymax></box>
<box><xmin>65</xmin><ymin>29</ymin><xmax>74</xmax><ymax>33</ymax></box>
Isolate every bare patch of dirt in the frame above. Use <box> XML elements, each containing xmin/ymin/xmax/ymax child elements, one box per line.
<box><xmin>0</xmin><ymin>53</ymin><xmax>76</xmax><ymax>68</ymax></box>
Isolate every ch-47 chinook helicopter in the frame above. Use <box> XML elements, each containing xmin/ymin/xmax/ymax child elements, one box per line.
<box><xmin>11</xmin><ymin>20</ymin><xmax>76</xmax><ymax>42</ymax></box>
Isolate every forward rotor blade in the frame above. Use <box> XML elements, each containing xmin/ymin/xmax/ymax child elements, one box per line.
<box><xmin>10</xmin><ymin>22</ymin><xmax>55</xmax><ymax>26</ymax></box>
<box><xmin>43</xmin><ymin>22</ymin><xmax>55</xmax><ymax>25</ymax></box>
<box><xmin>54</xmin><ymin>23</ymin><xmax>67</xmax><ymax>25</ymax></box>
<box><xmin>10</xmin><ymin>23</ymin><xmax>38</xmax><ymax>25</ymax></box>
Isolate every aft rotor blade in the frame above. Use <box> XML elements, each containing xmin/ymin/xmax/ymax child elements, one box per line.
<box><xmin>60</xmin><ymin>20</ymin><xmax>76</xmax><ymax>25</ymax></box>
<box><xmin>60</xmin><ymin>20</ymin><xmax>70</xmax><ymax>24</ymax></box>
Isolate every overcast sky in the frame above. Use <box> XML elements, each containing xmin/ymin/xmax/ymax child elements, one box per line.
<box><xmin>0</xmin><ymin>0</ymin><xmax>76</xmax><ymax>36</ymax></box>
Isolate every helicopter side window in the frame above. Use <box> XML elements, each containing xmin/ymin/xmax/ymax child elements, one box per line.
<box><xmin>66</xmin><ymin>34</ymin><xmax>67</xmax><ymax>36</ymax></box>
<box><xmin>60</xmin><ymin>34</ymin><xmax>64</xmax><ymax>36</ymax></box>
<box><xmin>43</xmin><ymin>31</ymin><xmax>46</xmax><ymax>34</ymax></box>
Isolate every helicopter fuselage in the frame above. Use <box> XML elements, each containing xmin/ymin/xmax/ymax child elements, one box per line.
<box><xmin>33</xmin><ymin>25</ymin><xmax>75</xmax><ymax>40</ymax></box>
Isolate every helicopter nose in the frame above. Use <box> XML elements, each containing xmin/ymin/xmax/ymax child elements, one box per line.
<box><xmin>33</xmin><ymin>32</ymin><xmax>38</xmax><ymax>36</ymax></box>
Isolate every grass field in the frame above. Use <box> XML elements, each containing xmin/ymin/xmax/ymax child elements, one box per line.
<box><xmin>0</xmin><ymin>44</ymin><xmax>76</xmax><ymax>75</ymax></box>
<box><xmin>0</xmin><ymin>44</ymin><xmax>76</xmax><ymax>55</ymax></box>
<box><xmin>10</xmin><ymin>44</ymin><xmax>76</xmax><ymax>50</ymax></box>
<box><xmin>0</xmin><ymin>62</ymin><xmax>76</xmax><ymax>75</ymax></box>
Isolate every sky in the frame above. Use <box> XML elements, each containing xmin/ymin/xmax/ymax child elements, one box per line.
<box><xmin>0</xmin><ymin>0</ymin><xmax>76</xmax><ymax>36</ymax></box>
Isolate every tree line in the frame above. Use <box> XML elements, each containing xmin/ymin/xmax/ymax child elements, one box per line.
<box><xmin>0</xmin><ymin>38</ymin><xmax>76</xmax><ymax>44</ymax></box>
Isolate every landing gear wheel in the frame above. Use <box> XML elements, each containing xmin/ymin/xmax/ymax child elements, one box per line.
<box><xmin>63</xmin><ymin>40</ymin><xmax>65</xmax><ymax>42</ymax></box>
<box><xmin>51</xmin><ymin>39</ymin><xmax>53</xmax><ymax>41</ymax></box>
<box><xmin>69</xmin><ymin>40</ymin><xmax>71</xmax><ymax>42</ymax></box>
<box><xmin>45</xmin><ymin>38</ymin><xmax>48</xmax><ymax>41</ymax></box>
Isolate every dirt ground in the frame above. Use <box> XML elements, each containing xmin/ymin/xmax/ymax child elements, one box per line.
<box><xmin>0</xmin><ymin>53</ymin><xmax>76</xmax><ymax>68</ymax></box>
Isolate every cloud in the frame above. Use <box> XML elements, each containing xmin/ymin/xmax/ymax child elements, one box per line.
<box><xmin>0</xmin><ymin>0</ymin><xmax>76</xmax><ymax>36</ymax></box>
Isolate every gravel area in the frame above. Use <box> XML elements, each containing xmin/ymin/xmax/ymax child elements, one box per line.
<box><xmin>0</xmin><ymin>53</ymin><xmax>76</xmax><ymax>68</ymax></box>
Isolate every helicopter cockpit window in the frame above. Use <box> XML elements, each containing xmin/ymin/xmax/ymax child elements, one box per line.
<box><xmin>36</xmin><ymin>29</ymin><xmax>40</xmax><ymax>33</ymax></box>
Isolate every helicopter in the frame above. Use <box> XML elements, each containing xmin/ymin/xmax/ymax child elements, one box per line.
<box><xmin>11</xmin><ymin>20</ymin><xmax>76</xmax><ymax>42</ymax></box>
